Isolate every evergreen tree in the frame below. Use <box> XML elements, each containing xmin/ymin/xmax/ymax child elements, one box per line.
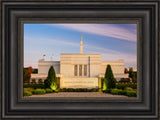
<box><xmin>129</xmin><ymin>67</ymin><xmax>135</xmax><ymax>79</ymax></box>
<box><xmin>105</xmin><ymin>65</ymin><xmax>116</xmax><ymax>89</ymax></box>
<box><xmin>44</xmin><ymin>66</ymin><xmax>57</xmax><ymax>90</ymax></box>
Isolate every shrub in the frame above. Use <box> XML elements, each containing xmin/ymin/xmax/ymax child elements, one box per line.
<box><xmin>62</xmin><ymin>88</ymin><xmax>67</xmax><ymax>92</ymax></box>
<box><xmin>31</xmin><ymin>89</ymin><xmax>46</xmax><ymax>95</ymax></box>
<box><xmin>68</xmin><ymin>88</ymin><xmax>73</xmax><ymax>92</ymax></box>
<box><xmin>110</xmin><ymin>89</ymin><xmax>122</xmax><ymax>95</ymax></box>
<box><xmin>24</xmin><ymin>90</ymin><xmax>32</xmax><ymax>96</ymax></box>
<box><xmin>24</xmin><ymin>84</ymin><xmax>45</xmax><ymax>89</ymax></box>
<box><xmin>119</xmin><ymin>78</ymin><xmax>130</xmax><ymax>83</ymax></box>
<box><xmin>118</xmin><ymin>90</ymin><xmax>127</xmax><ymax>95</ymax></box>
<box><xmin>45</xmin><ymin>88</ymin><xmax>53</xmax><ymax>93</ymax></box>
<box><xmin>31</xmin><ymin>79</ymin><xmax>36</xmax><ymax>84</ymax></box>
<box><xmin>132</xmin><ymin>78</ymin><xmax>137</xmax><ymax>83</ymax></box>
<box><xmin>125</xmin><ymin>87</ymin><xmax>133</xmax><ymax>91</ymax></box>
<box><xmin>44</xmin><ymin>79</ymin><xmax>51</xmax><ymax>88</ymax></box>
<box><xmin>59</xmin><ymin>88</ymin><xmax>99</xmax><ymax>92</ymax></box>
<box><xmin>38</xmin><ymin>79</ymin><xmax>43</xmax><ymax>84</ymax></box>
<box><xmin>110</xmin><ymin>89</ymin><xmax>129</xmax><ymax>95</ymax></box>
<box><xmin>84</xmin><ymin>88</ymin><xmax>88</xmax><ymax>92</ymax></box>
<box><xmin>24</xmin><ymin>88</ymin><xmax>34</xmax><ymax>91</ymax></box>
<box><xmin>104</xmin><ymin>89</ymin><xmax>111</xmax><ymax>93</ymax></box>
<box><xmin>126</xmin><ymin>91</ymin><xmax>137</xmax><ymax>97</ymax></box>
<box><xmin>116</xmin><ymin>83</ymin><xmax>137</xmax><ymax>90</ymax></box>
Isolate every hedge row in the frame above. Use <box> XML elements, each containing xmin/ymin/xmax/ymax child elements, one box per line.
<box><xmin>24</xmin><ymin>88</ymin><xmax>53</xmax><ymax>96</ymax></box>
<box><xmin>104</xmin><ymin>88</ymin><xmax>137</xmax><ymax>97</ymax></box>
<box><xmin>116</xmin><ymin>83</ymin><xmax>137</xmax><ymax>90</ymax></box>
<box><xmin>45</xmin><ymin>88</ymin><xmax>53</xmax><ymax>93</ymax></box>
<box><xmin>59</xmin><ymin>88</ymin><xmax>99</xmax><ymax>92</ymax></box>
<box><xmin>24</xmin><ymin>84</ymin><xmax>45</xmax><ymax>89</ymax></box>
<box><xmin>24</xmin><ymin>90</ymin><xmax>32</xmax><ymax>96</ymax></box>
<box><xmin>31</xmin><ymin>89</ymin><xmax>46</xmax><ymax>95</ymax></box>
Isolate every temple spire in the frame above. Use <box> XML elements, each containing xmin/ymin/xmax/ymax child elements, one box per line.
<box><xmin>80</xmin><ymin>35</ymin><xmax>83</xmax><ymax>53</ymax></box>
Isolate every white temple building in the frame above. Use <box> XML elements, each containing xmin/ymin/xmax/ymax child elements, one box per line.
<box><xmin>31</xmin><ymin>36</ymin><xmax>128</xmax><ymax>88</ymax></box>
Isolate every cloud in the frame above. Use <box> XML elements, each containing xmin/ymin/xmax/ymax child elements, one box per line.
<box><xmin>24</xmin><ymin>36</ymin><xmax>79</xmax><ymax>47</ymax></box>
<box><xmin>52</xmin><ymin>24</ymin><xmax>137</xmax><ymax>42</ymax></box>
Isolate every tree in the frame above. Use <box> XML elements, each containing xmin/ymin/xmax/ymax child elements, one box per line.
<box><xmin>44</xmin><ymin>66</ymin><xmax>57</xmax><ymax>90</ymax></box>
<box><xmin>28</xmin><ymin>66</ymin><xmax>33</xmax><ymax>73</ymax></box>
<box><xmin>128</xmin><ymin>67</ymin><xmax>135</xmax><ymax>79</ymax></box>
<box><xmin>24</xmin><ymin>67</ymin><xmax>31</xmax><ymax>84</ymax></box>
<box><xmin>124</xmin><ymin>68</ymin><xmax>128</xmax><ymax>73</ymax></box>
<box><xmin>105</xmin><ymin>65</ymin><xmax>116</xmax><ymax>89</ymax></box>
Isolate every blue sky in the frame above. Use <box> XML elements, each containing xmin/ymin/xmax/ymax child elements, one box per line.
<box><xmin>24</xmin><ymin>23</ymin><xmax>137</xmax><ymax>69</ymax></box>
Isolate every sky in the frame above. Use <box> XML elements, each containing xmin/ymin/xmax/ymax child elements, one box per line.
<box><xmin>24</xmin><ymin>23</ymin><xmax>137</xmax><ymax>69</ymax></box>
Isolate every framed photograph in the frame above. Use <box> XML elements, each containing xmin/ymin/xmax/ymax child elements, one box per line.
<box><xmin>23</xmin><ymin>22</ymin><xmax>138</xmax><ymax>99</ymax></box>
<box><xmin>1</xmin><ymin>0</ymin><xmax>159</xmax><ymax>119</ymax></box>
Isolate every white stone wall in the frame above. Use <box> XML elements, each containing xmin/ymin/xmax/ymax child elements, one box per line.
<box><xmin>30</xmin><ymin>74</ymin><xmax>62</xmax><ymax>83</ymax></box>
<box><xmin>89</xmin><ymin>55</ymin><xmax>101</xmax><ymax>77</ymax></box>
<box><xmin>38</xmin><ymin>60</ymin><xmax>60</xmax><ymax>74</ymax></box>
<box><xmin>101</xmin><ymin>59</ymin><xmax>125</xmax><ymax>74</ymax></box>
<box><xmin>37</xmin><ymin>55</ymin><xmax>127</xmax><ymax>81</ymax></box>
<box><xmin>60</xmin><ymin>53</ymin><xmax>101</xmax><ymax>78</ymax></box>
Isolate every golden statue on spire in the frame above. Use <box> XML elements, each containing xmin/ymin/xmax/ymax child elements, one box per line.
<box><xmin>81</xmin><ymin>35</ymin><xmax>83</xmax><ymax>41</ymax></box>
<box><xmin>80</xmin><ymin>35</ymin><xmax>83</xmax><ymax>53</ymax></box>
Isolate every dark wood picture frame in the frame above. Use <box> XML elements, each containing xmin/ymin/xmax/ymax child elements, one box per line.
<box><xmin>1</xmin><ymin>0</ymin><xmax>159</xmax><ymax>119</ymax></box>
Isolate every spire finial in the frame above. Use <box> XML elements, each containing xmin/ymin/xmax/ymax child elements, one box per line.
<box><xmin>81</xmin><ymin>35</ymin><xmax>83</xmax><ymax>41</ymax></box>
<box><xmin>80</xmin><ymin>35</ymin><xmax>83</xmax><ymax>53</ymax></box>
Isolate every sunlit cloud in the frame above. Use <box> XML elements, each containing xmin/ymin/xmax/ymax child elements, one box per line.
<box><xmin>52</xmin><ymin>24</ymin><xmax>137</xmax><ymax>42</ymax></box>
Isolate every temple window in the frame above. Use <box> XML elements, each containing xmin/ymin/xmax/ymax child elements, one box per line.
<box><xmin>84</xmin><ymin>65</ymin><xmax>87</xmax><ymax>76</ymax></box>
<box><xmin>79</xmin><ymin>65</ymin><xmax>82</xmax><ymax>76</ymax></box>
<box><xmin>74</xmin><ymin>65</ymin><xmax>78</xmax><ymax>76</ymax></box>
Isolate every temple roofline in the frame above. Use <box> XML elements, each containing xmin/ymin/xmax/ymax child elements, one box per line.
<box><xmin>61</xmin><ymin>53</ymin><xmax>101</xmax><ymax>55</ymax></box>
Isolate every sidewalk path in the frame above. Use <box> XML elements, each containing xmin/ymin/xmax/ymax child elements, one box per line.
<box><xmin>28</xmin><ymin>92</ymin><xmax>128</xmax><ymax>98</ymax></box>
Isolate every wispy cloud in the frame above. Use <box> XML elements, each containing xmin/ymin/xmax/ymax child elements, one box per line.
<box><xmin>52</xmin><ymin>24</ymin><xmax>137</xmax><ymax>42</ymax></box>
<box><xmin>24</xmin><ymin>36</ymin><xmax>79</xmax><ymax>47</ymax></box>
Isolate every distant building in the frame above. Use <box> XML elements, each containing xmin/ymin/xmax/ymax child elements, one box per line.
<box><xmin>31</xmin><ymin>36</ymin><xmax>128</xmax><ymax>88</ymax></box>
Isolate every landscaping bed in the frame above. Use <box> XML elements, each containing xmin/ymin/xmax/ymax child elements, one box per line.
<box><xmin>23</xmin><ymin>87</ymin><xmax>53</xmax><ymax>96</ymax></box>
<box><xmin>103</xmin><ymin>87</ymin><xmax>137</xmax><ymax>97</ymax></box>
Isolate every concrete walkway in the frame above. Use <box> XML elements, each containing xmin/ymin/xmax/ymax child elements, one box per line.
<box><xmin>28</xmin><ymin>92</ymin><xmax>128</xmax><ymax>98</ymax></box>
